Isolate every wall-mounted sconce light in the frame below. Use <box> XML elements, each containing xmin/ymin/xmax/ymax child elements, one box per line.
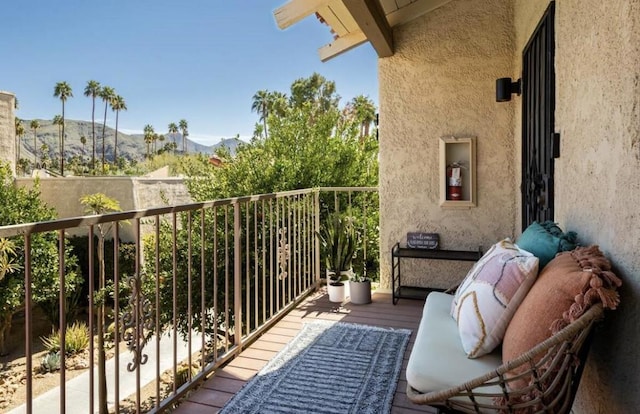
<box><xmin>496</xmin><ymin>77</ymin><xmax>521</xmax><ymax>102</ymax></box>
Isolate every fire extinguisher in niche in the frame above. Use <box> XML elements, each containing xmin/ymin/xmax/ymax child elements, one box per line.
<box><xmin>447</xmin><ymin>162</ymin><xmax>464</xmax><ymax>201</ymax></box>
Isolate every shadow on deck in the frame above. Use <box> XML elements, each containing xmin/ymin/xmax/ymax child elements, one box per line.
<box><xmin>173</xmin><ymin>290</ymin><xmax>436</xmax><ymax>414</ymax></box>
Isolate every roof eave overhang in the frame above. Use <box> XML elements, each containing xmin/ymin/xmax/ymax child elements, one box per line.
<box><xmin>274</xmin><ymin>0</ymin><xmax>454</xmax><ymax>61</ymax></box>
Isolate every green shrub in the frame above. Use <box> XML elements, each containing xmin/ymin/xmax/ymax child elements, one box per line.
<box><xmin>106</xmin><ymin>321</ymin><xmax>117</xmax><ymax>341</ymax></box>
<box><xmin>67</xmin><ymin>237</ymin><xmax>136</xmax><ymax>309</ymax></box>
<box><xmin>41</xmin><ymin>322</ymin><xmax>90</xmax><ymax>354</ymax></box>
<box><xmin>0</xmin><ymin>162</ymin><xmax>81</xmax><ymax>353</ymax></box>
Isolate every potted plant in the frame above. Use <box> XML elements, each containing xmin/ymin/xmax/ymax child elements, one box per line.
<box><xmin>349</xmin><ymin>273</ymin><xmax>372</xmax><ymax>305</ymax></box>
<box><xmin>318</xmin><ymin>213</ymin><xmax>358</xmax><ymax>302</ymax></box>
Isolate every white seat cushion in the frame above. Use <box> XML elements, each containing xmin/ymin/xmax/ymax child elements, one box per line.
<box><xmin>406</xmin><ymin>292</ymin><xmax>502</xmax><ymax>393</ymax></box>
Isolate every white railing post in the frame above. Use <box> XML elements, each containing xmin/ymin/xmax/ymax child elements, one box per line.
<box><xmin>233</xmin><ymin>202</ymin><xmax>242</xmax><ymax>351</ymax></box>
<box><xmin>314</xmin><ymin>190</ymin><xmax>321</xmax><ymax>287</ymax></box>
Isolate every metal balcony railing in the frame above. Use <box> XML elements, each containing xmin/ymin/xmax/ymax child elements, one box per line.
<box><xmin>0</xmin><ymin>187</ymin><xmax>378</xmax><ymax>413</ymax></box>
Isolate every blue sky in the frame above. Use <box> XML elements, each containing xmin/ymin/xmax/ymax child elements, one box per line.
<box><xmin>3</xmin><ymin>0</ymin><xmax>378</xmax><ymax>145</ymax></box>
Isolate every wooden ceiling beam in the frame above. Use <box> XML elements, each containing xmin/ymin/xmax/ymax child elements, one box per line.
<box><xmin>274</xmin><ymin>0</ymin><xmax>453</xmax><ymax>62</ymax></box>
<box><xmin>274</xmin><ymin>0</ymin><xmax>331</xmax><ymax>29</ymax></box>
<box><xmin>318</xmin><ymin>30</ymin><xmax>368</xmax><ymax>62</ymax></box>
<box><xmin>317</xmin><ymin>5</ymin><xmax>348</xmax><ymax>36</ymax></box>
<box><xmin>342</xmin><ymin>0</ymin><xmax>394</xmax><ymax>57</ymax></box>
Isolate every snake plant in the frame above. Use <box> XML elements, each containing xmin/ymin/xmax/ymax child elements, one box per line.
<box><xmin>317</xmin><ymin>213</ymin><xmax>359</xmax><ymax>283</ymax></box>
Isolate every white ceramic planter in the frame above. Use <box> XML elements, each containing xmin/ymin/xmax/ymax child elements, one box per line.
<box><xmin>326</xmin><ymin>269</ymin><xmax>352</xmax><ymax>300</ymax></box>
<box><xmin>327</xmin><ymin>282</ymin><xmax>346</xmax><ymax>302</ymax></box>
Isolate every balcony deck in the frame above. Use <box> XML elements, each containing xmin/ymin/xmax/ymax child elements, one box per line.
<box><xmin>173</xmin><ymin>290</ymin><xmax>436</xmax><ymax>414</ymax></box>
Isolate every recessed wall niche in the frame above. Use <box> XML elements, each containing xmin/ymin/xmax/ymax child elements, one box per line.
<box><xmin>439</xmin><ymin>136</ymin><xmax>476</xmax><ymax>208</ymax></box>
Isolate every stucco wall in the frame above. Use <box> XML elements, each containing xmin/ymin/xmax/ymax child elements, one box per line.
<box><xmin>552</xmin><ymin>1</ymin><xmax>640</xmax><ymax>411</ymax></box>
<box><xmin>378</xmin><ymin>0</ymin><xmax>516</xmax><ymax>290</ymax></box>
<box><xmin>502</xmin><ymin>0</ymin><xmax>639</xmax><ymax>410</ymax></box>
<box><xmin>16</xmin><ymin>177</ymin><xmax>192</xmax><ymax>242</ymax></box>
<box><xmin>379</xmin><ymin>0</ymin><xmax>639</xmax><ymax>409</ymax></box>
<box><xmin>131</xmin><ymin>178</ymin><xmax>193</xmax><ymax>210</ymax></box>
<box><xmin>0</xmin><ymin>91</ymin><xmax>16</xmax><ymax>175</ymax></box>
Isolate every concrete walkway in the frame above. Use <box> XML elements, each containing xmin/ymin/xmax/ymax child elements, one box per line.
<box><xmin>9</xmin><ymin>331</ymin><xmax>203</xmax><ymax>414</ymax></box>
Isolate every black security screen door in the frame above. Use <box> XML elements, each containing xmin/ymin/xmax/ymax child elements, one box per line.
<box><xmin>522</xmin><ymin>2</ymin><xmax>556</xmax><ymax>228</ymax></box>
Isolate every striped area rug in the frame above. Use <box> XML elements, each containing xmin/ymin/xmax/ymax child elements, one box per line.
<box><xmin>219</xmin><ymin>321</ymin><xmax>411</xmax><ymax>414</ymax></box>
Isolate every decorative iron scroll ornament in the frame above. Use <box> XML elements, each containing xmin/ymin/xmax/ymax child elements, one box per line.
<box><xmin>122</xmin><ymin>273</ymin><xmax>155</xmax><ymax>372</ymax></box>
<box><xmin>278</xmin><ymin>227</ymin><xmax>290</xmax><ymax>280</ymax></box>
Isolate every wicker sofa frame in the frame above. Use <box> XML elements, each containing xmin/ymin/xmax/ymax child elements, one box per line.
<box><xmin>406</xmin><ymin>303</ymin><xmax>603</xmax><ymax>414</ymax></box>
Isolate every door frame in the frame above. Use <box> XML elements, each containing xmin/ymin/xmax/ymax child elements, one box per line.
<box><xmin>521</xmin><ymin>2</ymin><xmax>556</xmax><ymax>229</ymax></box>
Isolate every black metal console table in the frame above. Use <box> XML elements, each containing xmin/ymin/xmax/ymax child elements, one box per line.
<box><xmin>391</xmin><ymin>242</ymin><xmax>482</xmax><ymax>304</ymax></box>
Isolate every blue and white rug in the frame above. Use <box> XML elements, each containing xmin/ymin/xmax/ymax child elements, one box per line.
<box><xmin>219</xmin><ymin>321</ymin><xmax>411</xmax><ymax>414</ymax></box>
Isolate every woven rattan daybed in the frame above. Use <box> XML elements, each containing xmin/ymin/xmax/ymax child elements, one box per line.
<box><xmin>405</xmin><ymin>244</ymin><xmax>621</xmax><ymax>414</ymax></box>
<box><xmin>406</xmin><ymin>293</ymin><xmax>603</xmax><ymax>413</ymax></box>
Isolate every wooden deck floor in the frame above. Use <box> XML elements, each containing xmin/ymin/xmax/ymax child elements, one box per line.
<box><xmin>173</xmin><ymin>290</ymin><xmax>436</xmax><ymax>414</ymax></box>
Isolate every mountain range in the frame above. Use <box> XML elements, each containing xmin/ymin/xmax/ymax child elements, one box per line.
<box><xmin>17</xmin><ymin>119</ymin><xmax>243</xmax><ymax>162</ymax></box>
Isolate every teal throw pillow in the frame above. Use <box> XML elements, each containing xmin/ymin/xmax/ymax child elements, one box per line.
<box><xmin>537</xmin><ymin>221</ymin><xmax>578</xmax><ymax>253</ymax></box>
<box><xmin>516</xmin><ymin>221</ymin><xmax>560</xmax><ymax>269</ymax></box>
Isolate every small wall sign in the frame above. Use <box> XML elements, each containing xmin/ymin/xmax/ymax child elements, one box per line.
<box><xmin>407</xmin><ymin>232</ymin><xmax>439</xmax><ymax>249</ymax></box>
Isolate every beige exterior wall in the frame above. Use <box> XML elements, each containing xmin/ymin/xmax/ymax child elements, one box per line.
<box><xmin>378</xmin><ymin>0</ymin><xmax>516</xmax><ymax>291</ymax></box>
<box><xmin>511</xmin><ymin>1</ymin><xmax>640</xmax><ymax>411</ymax></box>
<box><xmin>553</xmin><ymin>1</ymin><xmax>639</xmax><ymax>411</ymax></box>
<box><xmin>16</xmin><ymin>177</ymin><xmax>192</xmax><ymax>242</ymax></box>
<box><xmin>0</xmin><ymin>91</ymin><xmax>16</xmax><ymax>175</ymax></box>
<box><xmin>380</xmin><ymin>0</ymin><xmax>639</xmax><ymax>410</ymax></box>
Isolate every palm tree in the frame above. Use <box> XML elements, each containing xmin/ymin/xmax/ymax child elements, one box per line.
<box><xmin>270</xmin><ymin>91</ymin><xmax>288</xmax><ymax>118</ymax></box>
<box><xmin>80</xmin><ymin>135</ymin><xmax>87</xmax><ymax>161</ymax></box>
<box><xmin>179</xmin><ymin>119</ymin><xmax>188</xmax><ymax>153</ymax></box>
<box><xmin>99</xmin><ymin>86</ymin><xmax>115</xmax><ymax>174</ymax></box>
<box><xmin>143</xmin><ymin>124</ymin><xmax>154</xmax><ymax>159</ymax></box>
<box><xmin>54</xmin><ymin>81</ymin><xmax>73</xmax><ymax>175</ymax></box>
<box><xmin>52</xmin><ymin>115</ymin><xmax>63</xmax><ymax>163</ymax></box>
<box><xmin>168</xmin><ymin>122</ymin><xmax>178</xmax><ymax>149</ymax></box>
<box><xmin>39</xmin><ymin>143</ymin><xmax>49</xmax><ymax>169</ymax></box>
<box><xmin>157</xmin><ymin>134</ymin><xmax>165</xmax><ymax>153</ymax></box>
<box><xmin>84</xmin><ymin>80</ymin><xmax>101</xmax><ymax>173</ymax></box>
<box><xmin>110</xmin><ymin>95</ymin><xmax>127</xmax><ymax>165</ymax></box>
<box><xmin>30</xmin><ymin>120</ymin><xmax>40</xmax><ymax>165</ymax></box>
<box><xmin>251</xmin><ymin>90</ymin><xmax>270</xmax><ymax>139</ymax></box>
<box><xmin>15</xmin><ymin>118</ymin><xmax>25</xmax><ymax>167</ymax></box>
<box><xmin>350</xmin><ymin>95</ymin><xmax>376</xmax><ymax>140</ymax></box>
